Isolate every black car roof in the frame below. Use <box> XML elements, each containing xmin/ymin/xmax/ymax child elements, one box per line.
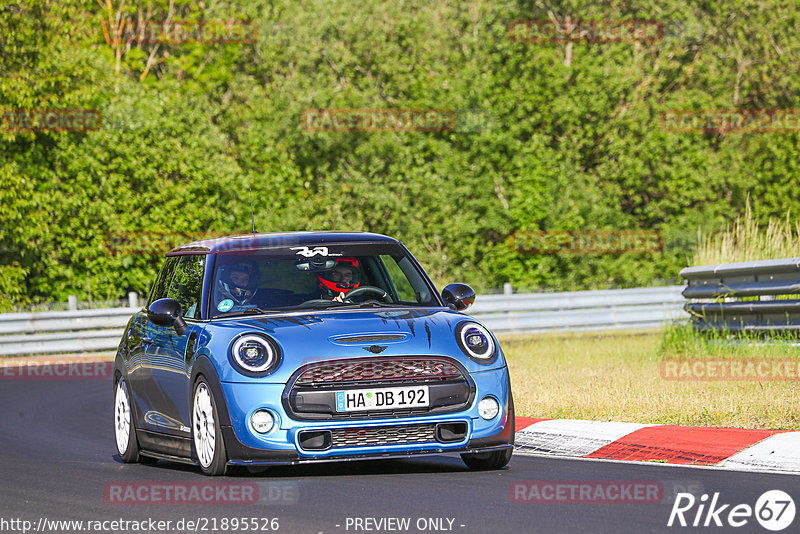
<box><xmin>166</xmin><ymin>231</ymin><xmax>400</xmax><ymax>255</ymax></box>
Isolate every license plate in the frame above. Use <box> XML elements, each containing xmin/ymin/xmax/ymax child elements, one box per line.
<box><xmin>335</xmin><ymin>386</ymin><xmax>429</xmax><ymax>412</ymax></box>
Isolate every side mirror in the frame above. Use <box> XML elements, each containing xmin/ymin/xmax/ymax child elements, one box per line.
<box><xmin>441</xmin><ymin>283</ymin><xmax>476</xmax><ymax>312</ymax></box>
<box><xmin>147</xmin><ymin>298</ymin><xmax>188</xmax><ymax>336</ymax></box>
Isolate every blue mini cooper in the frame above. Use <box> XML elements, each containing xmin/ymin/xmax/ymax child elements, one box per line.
<box><xmin>113</xmin><ymin>232</ymin><xmax>514</xmax><ymax>475</ymax></box>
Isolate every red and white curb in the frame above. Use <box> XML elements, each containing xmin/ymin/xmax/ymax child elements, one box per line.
<box><xmin>514</xmin><ymin>417</ymin><xmax>800</xmax><ymax>474</ymax></box>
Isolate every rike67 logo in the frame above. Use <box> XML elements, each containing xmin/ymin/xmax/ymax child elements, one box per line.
<box><xmin>668</xmin><ymin>490</ymin><xmax>795</xmax><ymax>531</ymax></box>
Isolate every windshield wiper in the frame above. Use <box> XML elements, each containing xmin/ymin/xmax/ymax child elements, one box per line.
<box><xmin>294</xmin><ymin>300</ymin><xmax>345</xmax><ymax>309</ymax></box>
<box><xmin>358</xmin><ymin>301</ymin><xmax>400</xmax><ymax>308</ymax></box>
<box><xmin>330</xmin><ymin>301</ymin><xmax>402</xmax><ymax>309</ymax></box>
<box><xmin>214</xmin><ymin>308</ymin><xmax>274</xmax><ymax>318</ymax></box>
<box><xmin>293</xmin><ymin>300</ymin><xmax>401</xmax><ymax>310</ymax></box>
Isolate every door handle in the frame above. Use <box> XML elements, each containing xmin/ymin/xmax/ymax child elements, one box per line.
<box><xmin>142</xmin><ymin>337</ymin><xmax>154</xmax><ymax>345</ymax></box>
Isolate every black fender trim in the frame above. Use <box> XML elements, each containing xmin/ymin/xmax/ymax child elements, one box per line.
<box><xmin>113</xmin><ymin>354</ymin><xmax>147</xmax><ymax>435</ymax></box>
<box><xmin>112</xmin><ymin>353</ymin><xmax>129</xmax><ymax>390</ymax></box>
<box><xmin>467</xmin><ymin>379</ymin><xmax>515</xmax><ymax>449</ymax></box>
<box><xmin>190</xmin><ymin>356</ymin><xmax>233</xmax><ymax>426</ymax></box>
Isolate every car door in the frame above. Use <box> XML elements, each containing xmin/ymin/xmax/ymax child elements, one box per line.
<box><xmin>142</xmin><ymin>254</ymin><xmax>207</xmax><ymax>437</ymax></box>
<box><xmin>131</xmin><ymin>256</ymin><xmax>177</xmax><ymax>430</ymax></box>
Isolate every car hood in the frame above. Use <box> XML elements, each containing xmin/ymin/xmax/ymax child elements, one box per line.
<box><xmin>204</xmin><ymin>307</ymin><xmax>504</xmax><ymax>382</ymax></box>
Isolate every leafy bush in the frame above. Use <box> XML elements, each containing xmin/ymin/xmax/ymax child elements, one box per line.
<box><xmin>2</xmin><ymin>0</ymin><xmax>800</xmax><ymax>305</ymax></box>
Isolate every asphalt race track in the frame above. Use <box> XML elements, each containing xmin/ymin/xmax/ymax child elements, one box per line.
<box><xmin>2</xmin><ymin>379</ymin><xmax>800</xmax><ymax>534</ymax></box>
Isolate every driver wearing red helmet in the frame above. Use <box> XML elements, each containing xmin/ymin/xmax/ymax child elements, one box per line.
<box><xmin>317</xmin><ymin>258</ymin><xmax>360</xmax><ymax>302</ymax></box>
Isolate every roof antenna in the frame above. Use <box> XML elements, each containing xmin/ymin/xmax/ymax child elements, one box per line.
<box><xmin>249</xmin><ymin>187</ymin><xmax>257</xmax><ymax>234</ymax></box>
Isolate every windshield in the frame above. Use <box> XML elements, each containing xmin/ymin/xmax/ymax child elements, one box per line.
<box><xmin>209</xmin><ymin>243</ymin><xmax>439</xmax><ymax>318</ymax></box>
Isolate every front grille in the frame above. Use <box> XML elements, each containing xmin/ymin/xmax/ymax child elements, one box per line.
<box><xmin>284</xmin><ymin>356</ymin><xmax>475</xmax><ymax>421</ymax></box>
<box><xmin>330</xmin><ymin>424</ymin><xmax>436</xmax><ymax>448</ymax></box>
<box><xmin>295</xmin><ymin>357</ymin><xmax>463</xmax><ymax>385</ymax></box>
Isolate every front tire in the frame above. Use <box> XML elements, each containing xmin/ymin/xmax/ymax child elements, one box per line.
<box><xmin>461</xmin><ymin>391</ymin><xmax>515</xmax><ymax>470</ymax></box>
<box><xmin>192</xmin><ymin>379</ymin><xmax>229</xmax><ymax>476</ymax></box>
<box><xmin>114</xmin><ymin>377</ymin><xmax>141</xmax><ymax>463</ymax></box>
<box><xmin>461</xmin><ymin>447</ymin><xmax>513</xmax><ymax>470</ymax></box>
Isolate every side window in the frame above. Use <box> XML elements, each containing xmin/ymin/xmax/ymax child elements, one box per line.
<box><xmin>167</xmin><ymin>255</ymin><xmax>206</xmax><ymax>319</ymax></box>
<box><xmin>147</xmin><ymin>257</ymin><xmax>178</xmax><ymax>305</ymax></box>
<box><xmin>380</xmin><ymin>255</ymin><xmax>418</xmax><ymax>302</ymax></box>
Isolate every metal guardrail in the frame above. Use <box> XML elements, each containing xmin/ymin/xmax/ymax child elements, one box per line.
<box><xmin>680</xmin><ymin>257</ymin><xmax>800</xmax><ymax>333</ymax></box>
<box><xmin>469</xmin><ymin>286</ymin><xmax>685</xmax><ymax>334</ymax></box>
<box><xmin>0</xmin><ymin>286</ymin><xmax>686</xmax><ymax>356</ymax></box>
<box><xmin>0</xmin><ymin>308</ymin><xmax>136</xmax><ymax>356</ymax></box>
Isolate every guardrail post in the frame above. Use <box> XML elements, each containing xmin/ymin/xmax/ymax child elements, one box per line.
<box><xmin>128</xmin><ymin>291</ymin><xmax>139</xmax><ymax>308</ymax></box>
<box><xmin>503</xmin><ymin>282</ymin><xmax>513</xmax><ymax>295</ymax></box>
<box><xmin>68</xmin><ymin>295</ymin><xmax>77</xmax><ymax>311</ymax></box>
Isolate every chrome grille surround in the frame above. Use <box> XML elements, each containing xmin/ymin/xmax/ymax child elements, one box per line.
<box><xmin>294</xmin><ymin>357</ymin><xmax>463</xmax><ymax>385</ymax></box>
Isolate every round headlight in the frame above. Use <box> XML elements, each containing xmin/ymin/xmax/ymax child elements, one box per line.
<box><xmin>250</xmin><ymin>410</ymin><xmax>275</xmax><ymax>434</ymax></box>
<box><xmin>457</xmin><ymin>323</ymin><xmax>495</xmax><ymax>361</ymax></box>
<box><xmin>231</xmin><ymin>335</ymin><xmax>276</xmax><ymax>373</ymax></box>
<box><xmin>478</xmin><ymin>396</ymin><xmax>500</xmax><ymax>420</ymax></box>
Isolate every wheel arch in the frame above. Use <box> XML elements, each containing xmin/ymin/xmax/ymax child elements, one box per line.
<box><xmin>113</xmin><ymin>353</ymin><xmax>127</xmax><ymax>388</ymax></box>
<box><xmin>189</xmin><ymin>355</ymin><xmax>233</xmax><ymax>427</ymax></box>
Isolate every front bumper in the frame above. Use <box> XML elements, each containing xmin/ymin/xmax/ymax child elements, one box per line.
<box><xmin>219</xmin><ymin>365</ymin><xmax>513</xmax><ymax>464</ymax></box>
<box><xmin>224</xmin><ymin>442</ymin><xmax>513</xmax><ymax>467</ymax></box>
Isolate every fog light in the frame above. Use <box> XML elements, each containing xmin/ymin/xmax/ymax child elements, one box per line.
<box><xmin>478</xmin><ymin>397</ymin><xmax>500</xmax><ymax>420</ymax></box>
<box><xmin>250</xmin><ymin>410</ymin><xmax>274</xmax><ymax>434</ymax></box>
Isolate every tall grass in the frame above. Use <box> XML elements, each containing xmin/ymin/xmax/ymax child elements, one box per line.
<box><xmin>693</xmin><ymin>201</ymin><xmax>800</xmax><ymax>266</ymax></box>
<box><xmin>504</xmin><ymin>205</ymin><xmax>800</xmax><ymax>429</ymax></box>
<box><xmin>504</xmin><ymin>330</ymin><xmax>800</xmax><ymax>429</ymax></box>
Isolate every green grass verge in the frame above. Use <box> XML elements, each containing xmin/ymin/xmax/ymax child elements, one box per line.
<box><xmin>503</xmin><ymin>326</ymin><xmax>800</xmax><ymax>430</ymax></box>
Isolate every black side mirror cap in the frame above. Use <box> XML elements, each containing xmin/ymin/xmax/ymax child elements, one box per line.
<box><xmin>441</xmin><ymin>283</ymin><xmax>476</xmax><ymax>312</ymax></box>
<box><xmin>147</xmin><ymin>298</ymin><xmax>188</xmax><ymax>336</ymax></box>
